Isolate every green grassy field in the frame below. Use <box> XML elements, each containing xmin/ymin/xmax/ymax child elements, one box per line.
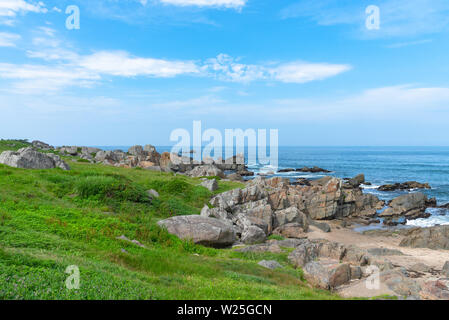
<box><xmin>0</xmin><ymin>140</ymin><xmax>339</xmax><ymax>300</ymax></box>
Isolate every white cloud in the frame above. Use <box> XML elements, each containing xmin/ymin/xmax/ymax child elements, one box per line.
<box><xmin>203</xmin><ymin>54</ymin><xmax>351</xmax><ymax>83</ymax></box>
<box><xmin>0</xmin><ymin>32</ymin><xmax>20</xmax><ymax>47</ymax></box>
<box><xmin>159</xmin><ymin>0</ymin><xmax>246</xmax><ymax>9</ymax></box>
<box><xmin>78</xmin><ymin>51</ymin><xmax>200</xmax><ymax>77</ymax></box>
<box><xmin>0</xmin><ymin>0</ymin><xmax>47</xmax><ymax>17</ymax></box>
<box><xmin>270</xmin><ymin>62</ymin><xmax>352</xmax><ymax>84</ymax></box>
<box><xmin>0</xmin><ymin>63</ymin><xmax>100</xmax><ymax>94</ymax></box>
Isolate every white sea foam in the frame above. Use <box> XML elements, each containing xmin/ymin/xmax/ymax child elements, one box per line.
<box><xmin>361</xmin><ymin>184</ymin><xmax>380</xmax><ymax>190</ymax></box>
<box><xmin>406</xmin><ymin>216</ymin><xmax>449</xmax><ymax>228</ymax></box>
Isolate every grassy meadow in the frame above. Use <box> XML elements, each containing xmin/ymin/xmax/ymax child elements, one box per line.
<box><xmin>0</xmin><ymin>139</ymin><xmax>339</xmax><ymax>300</ymax></box>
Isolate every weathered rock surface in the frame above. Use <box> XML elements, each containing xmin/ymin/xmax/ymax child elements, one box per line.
<box><xmin>0</xmin><ymin>148</ymin><xmax>70</xmax><ymax>170</ymax></box>
<box><xmin>187</xmin><ymin>165</ymin><xmax>225</xmax><ymax>178</ymax></box>
<box><xmin>380</xmin><ymin>192</ymin><xmax>430</xmax><ymax>220</ymax></box>
<box><xmin>241</xmin><ymin>226</ymin><xmax>267</xmax><ymax>244</ymax></box>
<box><xmin>158</xmin><ymin>215</ymin><xmax>236</xmax><ymax>248</ymax></box>
<box><xmin>273</xmin><ymin>223</ymin><xmax>308</xmax><ymax>239</ymax></box>
<box><xmin>399</xmin><ymin>226</ymin><xmax>449</xmax><ymax>250</ymax></box>
<box><xmin>201</xmin><ymin>179</ymin><xmax>218</xmax><ymax>192</ymax></box>
<box><xmin>32</xmin><ymin>140</ymin><xmax>54</xmax><ymax>151</ymax></box>
<box><xmin>378</xmin><ymin>181</ymin><xmax>431</xmax><ymax>191</ymax></box>
<box><xmin>303</xmin><ymin>260</ymin><xmax>352</xmax><ymax>290</ymax></box>
<box><xmin>258</xmin><ymin>260</ymin><xmax>283</xmax><ymax>270</ymax></box>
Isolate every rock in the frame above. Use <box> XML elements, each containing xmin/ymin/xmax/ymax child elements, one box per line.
<box><xmin>273</xmin><ymin>223</ymin><xmax>308</xmax><ymax>239</ymax></box>
<box><xmin>157</xmin><ymin>215</ymin><xmax>236</xmax><ymax>248</ymax></box>
<box><xmin>288</xmin><ymin>241</ymin><xmax>320</xmax><ymax>268</ymax></box>
<box><xmin>420</xmin><ymin>280</ymin><xmax>449</xmax><ymax>300</ymax></box>
<box><xmin>128</xmin><ymin>145</ymin><xmax>144</xmax><ymax>156</ymax></box>
<box><xmin>0</xmin><ymin>148</ymin><xmax>70</xmax><ymax>170</ymax></box>
<box><xmin>296</xmin><ymin>166</ymin><xmax>331</xmax><ymax>173</ymax></box>
<box><xmin>241</xmin><ymin>226</ymin><xmax>267</xmax><ymax>244</ymax></box>
<box><xmin>273</xmin><ymin>207</ymin><xmax>309</xmax><ymax>231</ymax></box>
<box><xmin>227</xmin><ymin>173</ymin><xmax>244</xmax><ymax>182</ymax></box>
<box><xmin>350</xmin><ymin>266</ymin><xmax>363</xmax><ymax>280</ymax></box>
<box><xmin>378</xmin><ymin>181</ymin><xmax>431</xmax><ymax>191</ymax></box>
<box><xmin>348</xmin><ymin>174</ymin><xmax>365</xmax><ymax>187</ymax></box>
<box><xmin>309</xmin><ymin>220</ymin><xmax>331</xmax><ymax>233</ymax></box>
<box><xmin>400</xmin><ymin>226</ymin><xmax>449</xmax><ymax>250</ymax></box>
<box><xmin>147</xmin><ymin>189</ymin><xmax>160</xmax><ymax>199</ymax></box>
<box><xmin>409</xmin><ymin>263</ymin><xmax>431</xmax><ymax>273</ymax></box>
<box><xmin>31</xmin><ymin>140</ymin><xmax>54</xmax><ymax>150</ymax></box>
<box><xmin>303</xmin><ymin>260</ymin><xmax>352</xmax><ymax>290</ymax></box>
<box><xmin>278</xmin><ymin>168</ymin><xmax>295</xmax><ymax>173</ymax></box>
<box><xmin>258</xmin><ymin>260</ymin><xmax>283</xmax><ymax>270</ymax></box>
<box><xmin>381</xmin><ymin>270</ymin><xmax>421</xmax><ymax>297</ymax></box>
<box><xmin>380</xmin><ymin>192</ymin><xmax>429</xmax><ymax>219</ymax></box>
<box><xmin>187</xmin><ymin>165</ymin><xmax>225</xmax><ymax>178</ymax></box>
<box><xmin>200</xmin><ymin>205</ymin><xmax>233</xmax><ymax>222</ymax></box>
<box><xmin>210</xmin><ymin>188</ymin><xmax>242</xmax><ymax>211</ymax></box>
<box><xmin>237</xmin><ymin>170</ymin><xmax>254</xmax><ymax>177</ymax></box>
<box><xmin>367</xmin><ymin>248</ymin><xmax>404</xmax><ymax>256</ymax></box>
<box><xmin>234</xmin><ymin>199</ymin><xmax>273</xmax><ymax>235</ymax></box>
<box><xmin>442</xmin><ymin>261</ymin><xmax>449</xmax><ymax>277</ymax></box>
<box><xmin>200</xmin><ymin>179</ymin><xmax>218</xmax><ymax>192</ymax></box>
<box><xmin>144</xmin><ymin>144</ymin><xmax>156</xmax><ymax>153</ymax></box>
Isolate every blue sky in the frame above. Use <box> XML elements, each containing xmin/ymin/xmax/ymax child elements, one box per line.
<box><xmin>1</xmin><ymin>0</ymin><xmax>449</xmax><ymax>146</ymax></box>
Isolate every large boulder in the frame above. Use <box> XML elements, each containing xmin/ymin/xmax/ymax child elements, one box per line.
<box><xmin>241</xmin><ymin>226</ymin><xmax>267</xmax><ymax>244</ymax></box>
<box><xmin>0</xmin><ymin>148</ymin><xmax>70</xmax><ymax>170</ymax></box>
<box><xmin>273</xmin><ymin>223</ymin><xmax>308</xmax><ymax>239</ymax></box>
<box><xmin>31</xmin><ymin>140</ymin><xmax>54</xmax><ymax>151</ymax></box>
<box><xmin>380</xmin><ymin>193</ymin><xmax>429</xmax><ymax>219</ymax></box>
<box><xmin>273</xmin><ymin>207</ymin><xmax>309</xmax><ymax>231</ymax></box>
<box><xmin>187</xmin><ymin>165</ymin><xmax>225</xmax><ymax>178</ymax></box>
<box><xmin>157</xmin><ymin>215</ymin><xmax>236</xmax><ymax>248</ymax></box>
<box><xmin>400</xmin><ymin>226</ymin><xmax>449</xmax><ymax>250</ymax></box>
<box><xmin>303</xmin><ymin>260</ymin><xmax>352</xmax><ymax>290</ymax></box>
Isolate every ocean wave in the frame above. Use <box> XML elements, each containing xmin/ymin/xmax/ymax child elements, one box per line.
<box><xmin>361</xmin><ymin>184</ymin><xmax>380</xmax><ymax>190</ymax></box>
<box><xmin>406</xmin><ymin>216</ymin><xmax>449</xmax><ymax>228</ymax></box>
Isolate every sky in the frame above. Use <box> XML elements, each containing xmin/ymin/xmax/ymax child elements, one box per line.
<box><xmin>1</xmin><ymin>0</ymin><xmax>449</xmax><ymax>146</ymax></box>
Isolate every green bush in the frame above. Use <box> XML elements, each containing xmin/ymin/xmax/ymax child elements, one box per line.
<box><xmin>74</xmin><ymin>176</ymin><xmax>149</xmax><ymax>203</ymax></box>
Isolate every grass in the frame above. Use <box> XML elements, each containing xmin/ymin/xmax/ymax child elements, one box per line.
<box><xmin>0</xmin><ymin>139</ymin><xmax>339</xmax><ymax>300</ymax></box>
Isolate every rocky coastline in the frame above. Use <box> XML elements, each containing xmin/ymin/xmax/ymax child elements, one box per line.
<box><xmin>2</xmin><ymin>140</ymin><xmax>449</xmax><ymax>300</ymax></box>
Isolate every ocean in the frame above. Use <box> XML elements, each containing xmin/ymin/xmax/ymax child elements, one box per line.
<box><xmin>99</xmin><ymin>146</ymin><xmax>449</xmax><ymax>228</ymax></box>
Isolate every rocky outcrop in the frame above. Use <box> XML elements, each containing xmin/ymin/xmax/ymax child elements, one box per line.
<box><xmin>399</xmin><ymin>226</ymin><xmax>449</xmax><ymax>250</ymax></box>
<box><xmin>380</xmin><ymin>193</ymin><xmax>430</xmax><ymax>221</ymax></box>
<box><xmin>157</xmin><ymin>215</ymin><xmax>236</xmax><ymax>248</ymax></box>
<box><xmin>0</xmin><ymin>147</ymin><xmax>70</xmax><ymax>170</ymax></box>
<box><xmin>31</xmin><ymin>140</ymin><xmax>54</xmax><ymax>151</ymax></box>
<box><xmin>378</xmin><ymin>181</ymin><xmax>431</xmax><ymax>191</ymax></box>
<box><xmin>304</xmin><ymin>260</ymin><xmax>352</xmax><ymax>290</ymax></box>
<box><xmin>187</xmin><ymin>165</ymin><xmax>225</xmax><ymax>178</ymax></box>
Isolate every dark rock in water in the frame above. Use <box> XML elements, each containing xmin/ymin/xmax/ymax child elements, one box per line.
<box><xmin>348</xmin><ymin>174</ymin><xmax>365</xmax><ymax>188</ymax></box>
<box><xmin>237</xmin><ymin>170</ymin><xmax>254</xmax><ymax>177</ymax></box>
<box><xmin>439</xmin><ymin>203</ymin><xmax>449</xmax><ymax>209</ymax></box>
<box><xmin>378</xmin><ymin>181</ymin><xmax>431</xmax><ymax>191</ymax></box>
<box><xmin>296</xmin><ymin>166</ymin><xmax>331</xmax><ymax>173</ymax></box>
<box><xmin>400</xmin><ymin>226</ymin><xmax>449</xmax><ymax>250</ymax></box>
<box><xmin>278</xmin><ymin>168</ymin><xmax>295</xmax><ymax>173</ymax></box>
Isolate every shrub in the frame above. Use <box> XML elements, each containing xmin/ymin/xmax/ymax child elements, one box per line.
<box><xmin>74</xmin><ymin>176</ymin><xmax>149</xmax><ymax>203</ymax></box>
